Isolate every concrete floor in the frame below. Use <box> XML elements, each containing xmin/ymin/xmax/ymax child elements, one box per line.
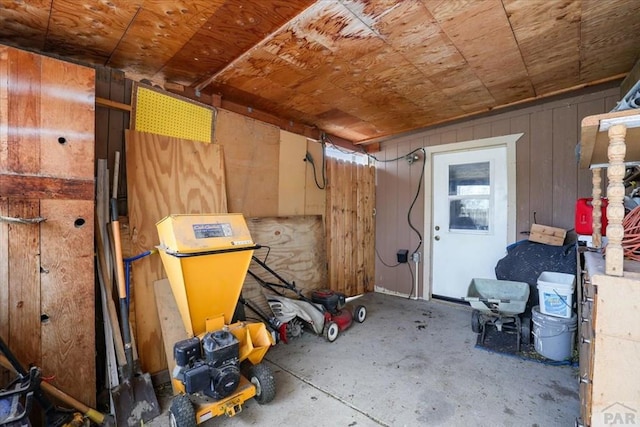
<box><xmin>148</xmin><ymin>292</ymin><xmax>579</xmax><ymax>426</ymax></box>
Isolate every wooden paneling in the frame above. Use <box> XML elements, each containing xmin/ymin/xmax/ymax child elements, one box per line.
<box><xmin>529</xmin><ymin>108</ymin><xmax>554</xmax><ymax>225</ymax></box>
<box><xmin>552</xmin><ymin>104</ymin><xmax>578</xmax><ymax>229</ymax></box>
<box><xmin>7</xmin><ymin>200</ymin><xmax>41</xmax><ymax>368</ymax></box>
<box><xmin>214</xmin><ymin>109</ymin><xmax>279</xmax><ymax>217</ymax></box>
<box><xmin>0</xmin><ymin>46</ymin><xmax>95</xmax><ymax>406</ymax></box>
<box><xmin>243</xmin><ymin>216</ymin><xmax>327</xmax><ymax>315</ymax></box>
<box><xmin>278</xmin><ymin>131</ymin><xmax>307</xmax><ymax>215</ymax></box>
<box><xmin>125</xmin><ymin>130</ymin><xmax>227</xmax><ymax>374</ymax></box>
<box><xmin>304</xmin><ymin>139</ymin><xmax>326</xmax><ymax>216</ymax></box>
<box><xmin>326</xmin><ymin>157</ymin><xmax>375</xmax><ymax>296</ymax></box>
<box><xmin>95</xmin><ymin>67</ymin><xmax>132</xmax><ymax>214</ymax></box>
<box><xmin>2</xmin><ymin>0</ymin><xmax>640</xmax><ymax>144</ymax></box>
<box><xmin>40</xmin><ymin>199</ymin><xmax>95</xmax><ymax>403</ymax></box>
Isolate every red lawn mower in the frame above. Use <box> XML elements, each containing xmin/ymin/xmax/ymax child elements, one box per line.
<box><xmin>247</xmin><ymin>256</ymin><xmax>366</xmax><ymax>343</ymax></box>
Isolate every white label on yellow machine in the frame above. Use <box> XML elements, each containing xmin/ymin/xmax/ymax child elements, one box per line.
<box><xmin>192</xmin><ymin>223</ymin><xmax>233</xmax><ymax>239</ymax></box>
<box><xmin>199</xmin><ymin>411</ymin><xmax>213</xmax><ymax>423</ymax></box>
<box><xmin>232</xmin><ymin>240</ymin><xmax>253</xmax><ymax>245</ymax></box>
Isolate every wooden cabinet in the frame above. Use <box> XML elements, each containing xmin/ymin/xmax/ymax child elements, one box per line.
<box><xmin>578</xmin><ymin>253</ymin><xmax>640</xmax><ymax>426</ymax></box>
<box><xmin>577</xmin><ymin>110</ymin><xmax>640</xmax><ymax>426</ymax></box>
<box><xmin>0</xmin><ymin>46</ymin><xmax>96</xmax><ymax>406</ymax></box>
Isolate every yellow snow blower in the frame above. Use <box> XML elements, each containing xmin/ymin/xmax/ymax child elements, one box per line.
<box><xmin>156</xmin><ymin>214</ymin><xmax>275</xmax><ymax>426</ymax></box>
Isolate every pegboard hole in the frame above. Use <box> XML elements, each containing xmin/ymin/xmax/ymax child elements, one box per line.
<box><xmin>41</xmin><ymin>314</ymin><xmax>50</xmax><ymax>323</ymax></box>
<box><xmin>58</xmin><ymin>137</ymin><xmax>67</xmax><ymax>145</ymax></box>
<box><xmin>74</xmin><ymin>218</ymin><xmax>86</xmax><ymax>228</ymax></box>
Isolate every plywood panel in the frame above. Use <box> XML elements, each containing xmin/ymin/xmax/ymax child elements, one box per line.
<box><xmin>243</xmin><ymin>216</ymin><xmax>327</xmax><ymax>315</ymax></box>
<box><xmin>278</xmin><ymin>131</ymin><xmax>306</xmax><ymax>215</ymax></box>
<box><xmin>304</xmin><ymin>139</ymin><xmax>326</xmax><ymax>215</ymax></box>
<box><xmin>40</xmin><ymin>199</ymin><xmax>95</xmax><ymax>406</ymax></box>
<box><xmin>126</xmin><ymin>130</ymin><xmax>227</xmax><ymax>373</ymax></box>
<box><xmin>7</xmin><ymin>199</ymin><xmax>41</xmax><ymax>368</ymax></box>
<box><xmin>39</xmin><ymin>54</ymin><xmax>95</xmax><ymax>180</ymax></box>
<box><xmin>0</xmin><ymin>199</ymin><xmax>8</xmax><ymax>344</ymax></box>
<box><xmin>214</xmin><ymin>109</ymin><xmax>279</xmax><ymax>217</ymax></box>
<box><xmin>5</xmin><ymin>47</ymin><xmax>41</xmax><ymax>175</ymax></box>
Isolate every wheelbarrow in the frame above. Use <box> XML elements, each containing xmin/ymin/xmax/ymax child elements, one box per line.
<box><xmin>463</xmin><ymin>278</ymin><xmax>530</xmax><ymax>351</ymax></box>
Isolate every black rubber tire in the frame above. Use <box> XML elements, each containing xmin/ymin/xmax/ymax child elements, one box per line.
<box><xmin>353</xmin><ymin>305</ymin><xmax>367</xmax><ymax>323</ymax></box>
<box><xmin>471</xmin><ymin>310</ymin><xmax>481</xmax><ymax>334</ymax></box>
<box><xmin>324</xmin><ymin>321</ymin><xmax>339</xmax><ymax>342</ymax></box>
<box><xmin>521</xmin><ymin>316</ymin><xmax>531</xmax><ymax>345</ymax></box>
<box><xmin>169</xmin><ymin>394</ymin><xmax>196</xmax><ymax>427</ymax></box>
<box><xmin>248</xmin><ymin>363</ymin><xmax>276</xmax><ymax>404</ymax></box>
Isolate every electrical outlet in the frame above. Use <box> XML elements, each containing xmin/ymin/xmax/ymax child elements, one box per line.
<box><xmin>411</xmin><ymin>252</ymin><xmax>421</xmax><ymax>263</ymax></box>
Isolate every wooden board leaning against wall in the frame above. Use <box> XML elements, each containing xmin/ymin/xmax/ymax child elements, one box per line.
<box><xmin>0</xmin><ymin>46</ymin><xmax>96</xmax><ymax>406</ymax></box>
<box><xmin>126</xmin><ymin>88</ymin><xmax>375</xmax><ymax>373</ymax></box>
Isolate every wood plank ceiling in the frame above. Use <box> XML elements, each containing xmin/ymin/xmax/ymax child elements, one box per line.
<box><xmin>1</xmin><ymin>0</ymin><xmax>639</xmax><ymax>144</ymax></box>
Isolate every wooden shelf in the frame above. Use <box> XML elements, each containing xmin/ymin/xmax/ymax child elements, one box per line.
<box><xmin>579</xmin><ymin>109</ymin><xmax>640</xmax><ymax>168</ymax></box>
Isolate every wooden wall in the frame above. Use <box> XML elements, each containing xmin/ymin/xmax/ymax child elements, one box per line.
<box><xmin>326</xmin><ymin>158</ymin><xmax>376</xmax><ymax>296</ymax></box>
<box><xmin>0</xmin><ymin>46</ymin><xmax>96</xmax><ymax>406</ymax></box>
<box><xmin>375</xmin><ymin>83</ymin><xmax>621</xmax><ymax>298</ymax></box>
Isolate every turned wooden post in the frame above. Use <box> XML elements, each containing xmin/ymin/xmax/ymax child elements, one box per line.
<box><xmin>605</xmin><ymin>124</ymin><xmax>627</xmax><ymax>276</ymax></box>
<box><xmin>592</xmin><ymin>168</ymin><xmax>602</xmax><ymax>248</ymax></box>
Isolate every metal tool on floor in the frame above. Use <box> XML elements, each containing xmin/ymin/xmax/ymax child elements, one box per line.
<box><xmin>0</xmin><ymin>335</ymin><xmax>111</xmax><ymax>426</ymax></box>
<box><xmin>110</xmin><ymin>200</ymin><xmax>160</xmax><ymax>426</ymax></box>
<box><xmin>463</xmin><ymin>278</ymin><xmax>531</xmax><ymax>352</ymax></box>
<box><xmin>156</xmin><ymin>214</ymin><xmax>277</xmax><ymax>426</ymax></box>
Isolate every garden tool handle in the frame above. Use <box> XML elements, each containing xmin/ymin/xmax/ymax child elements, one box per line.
<box><xmin>110</xmin><ymin>199</ymin><xmax>127</xmax><ymax>300</ymax></box>
<box><xmin>110</xmin><ymin>199</ymin><xmax>135</xmax><ymax>375</ymax></box>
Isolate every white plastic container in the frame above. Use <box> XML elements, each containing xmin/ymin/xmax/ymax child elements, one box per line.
<box><xmin>536</xmin><ymin>271</ymin><xmax>576</xmax><ymax>318</ymax></box>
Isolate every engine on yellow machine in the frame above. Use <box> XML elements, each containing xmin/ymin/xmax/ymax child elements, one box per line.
<box><xmin>173</xmin><ymin>330</ymin><xmax>241</xmax><ymax>400</ymax></box>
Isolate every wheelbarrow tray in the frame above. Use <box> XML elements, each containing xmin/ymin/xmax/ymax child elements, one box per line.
<box><xmin>464</xmin><ymin>278</ymin><xmax>529</xmax><ymax>315</ymax></box>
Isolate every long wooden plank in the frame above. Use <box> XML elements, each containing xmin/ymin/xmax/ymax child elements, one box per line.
<box><xmin>126</xmin><ymin>130</ymin><xmax>227</xmax><ymax>374</ymax></box>
<box><xmin>154</xmin><ymin>278</ymin><xmax>188</xmax><ymax>395</ymax></box>
<box><xmin>6</xmin><ymin>48</ymin><xmax>41</xmax><ymax>175</ymax></box>
<box><xmin>0</xmin><ymin>174</ymin><xmax>94</xmax><ymax>200</ymax></box>
<box><xmin>8</xmin><ymin>199</ymin><xmax>41</xmax><ymax>369</ymax></box>
<box><xmin>40</xmin><ymin>199</ymin><xmax>95</xmax><ymax>407</ymax></box>
<box><xmin>0</xmin><ymin>198</ymin><xmax>8</xmax><ymax>343</ymax></box>
<box><xmin>364</xmin><ymin>164</ymin><xmax>375</xmax><ymax>293</ymax></box>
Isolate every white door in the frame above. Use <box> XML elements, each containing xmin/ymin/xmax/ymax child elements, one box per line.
<box><xmin>431</xmin><ymin>146</ymin><xmax>508</xmax><ymax>300</ymax></box>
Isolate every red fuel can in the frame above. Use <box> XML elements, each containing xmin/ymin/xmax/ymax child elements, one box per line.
<box><xmin>575</xmin><ymin>197</ymin><xmax>608</xmax><ymax>236</ymax></box>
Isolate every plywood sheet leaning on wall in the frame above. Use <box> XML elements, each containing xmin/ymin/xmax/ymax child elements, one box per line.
<box><xmin>125</xmin><ymin>130</ymin><xmax>228</xmax><ymax>374</ymax></box>
<box><xmin>326</xmin><ymin>158</ymin><xmax>375</xmax><ymax>296</ymax></box>
<box><xmin>243</xmin><ymin>216</ymin><xmax>328</xmax><ymax>316</ymax></box>
<box><xmin>214</xmin><ymin>109</ymin><xmax>279</xmax><ymax>217</ymax></box>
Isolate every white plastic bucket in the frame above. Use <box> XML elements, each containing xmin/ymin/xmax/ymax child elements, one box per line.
<box><xmin>536</xmin><ymin>271</ymin><xmax>576</xmax><ymax>318</ymax></box>
<box><xmin>532</xmin><ymin>305</ymin><xmax>577</xmax><ymax>361</ymax></box>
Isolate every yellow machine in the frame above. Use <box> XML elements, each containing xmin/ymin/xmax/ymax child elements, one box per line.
<box><xmin>156</xmin><ymin>214</ymin><xmax>275</xmax><ymax>426</ymax></box>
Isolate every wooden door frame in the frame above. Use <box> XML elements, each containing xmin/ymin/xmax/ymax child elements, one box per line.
<box><xmin>422</xmin><ymin>133</ymin><xmax>523</xmax><ymax>300</ymax></box>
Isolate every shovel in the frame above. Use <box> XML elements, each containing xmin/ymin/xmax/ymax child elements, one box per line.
<box><xmin>110</xmin><ymin>199</ymin><xmax>160</xmax><ymax>426</ymax></box>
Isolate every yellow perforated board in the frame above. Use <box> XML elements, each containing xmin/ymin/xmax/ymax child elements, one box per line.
<box><xmin>134</xmin><ymin>85</ymin><xmax>214</xmax><ymax>143</ymax></box>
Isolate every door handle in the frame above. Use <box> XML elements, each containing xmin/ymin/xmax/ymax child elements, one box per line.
<box><xmin>434</xmin><ymin>235</ymin><xmax>440</xmax><ymax>241</ymax></box>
